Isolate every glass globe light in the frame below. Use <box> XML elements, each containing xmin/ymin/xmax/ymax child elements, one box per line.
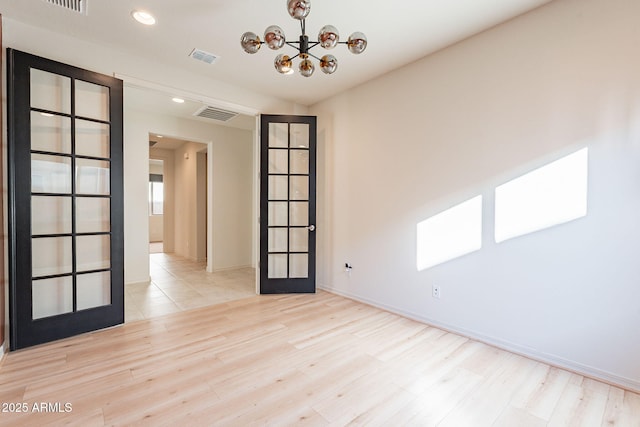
<box><xmin>320</xmin><ymin>55</ymin><xmax>338</xmax><ymax>74</ymax></box>
<box><xmin>347</xmin><ymin>32</ymin><xmax>367</xmax><ymax>54</ymax></box>
<box><xmin>274</xmin><ymin>54</ymin><xmax>293</xmax><ymax>74</ymax></box>
<box><xmin>240</xmin><ymin>32</ymin><xmax>261</xmax><ymax>54</ymax></box>
<box><xmin>299</xmin><ymin>57</ymin><xmax>315</xmax><ymax>77</ymax></box>
<box><xmin>264</xmin><ymin>25</ymin><xmax>286</xmax><ymax>50</ymax></box>
<box><xmin>287</xmin><ymin>0</ymin><xmax>311</xmax><ymax>20</ymax></box>
<box><xmin>318</xmin><ymin>25</ymin><xmax>339</xmax><ymax>49</ymax></box>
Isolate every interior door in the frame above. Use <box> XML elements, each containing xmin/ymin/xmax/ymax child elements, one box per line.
<box><xmin>260</xmin><ymin>114</ymin><xmax>316</xmax><ymax>293</ymax></box>
<box><xmin>7</xmin><ymin>49</ymin><xmax>124</xmax><ymax>350</ymax></box>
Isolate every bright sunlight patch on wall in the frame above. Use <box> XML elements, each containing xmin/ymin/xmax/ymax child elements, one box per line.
<box><xmin>495</xmin><ymin>148</ymin><xmax>588</xmax><ymax>243</ymax></box>
<box><xmin>417</xmin><ymin>196</ymin><xmax>483</xmax><ymax>271</ymax></box>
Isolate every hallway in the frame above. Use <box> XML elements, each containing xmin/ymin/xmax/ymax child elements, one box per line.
<box><xmin>125</xmin><ymin>253</ymin><xmax>255</xmax><ymax>322</ymax></box>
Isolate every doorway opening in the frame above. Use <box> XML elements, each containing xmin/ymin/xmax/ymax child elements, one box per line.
<box><xmin>148</xmin><ymin>135</ymin><xmax>208</xmax><ymax>262</ymax></box>
<box><xmin>122</xmin><ymin>82</ymin><xmax>260</xmax><ymax>322</ymax></box>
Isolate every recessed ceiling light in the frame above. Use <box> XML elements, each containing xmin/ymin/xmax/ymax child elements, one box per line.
<box><xmin>156</xmin><ymin>135</ymin><xmax>164</xmax><ymax>138</ymax></box>
<box><xmin>172</xmin><ymin>97</ymin><xmax>185</xmax><ymax>104</ymax></box>
<box><xmin>132</xmin><ymin>10</ymin><xmax>156</xmax><ymax>26</ymax></box>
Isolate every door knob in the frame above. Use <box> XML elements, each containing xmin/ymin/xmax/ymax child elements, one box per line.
<box><xmin>307</xmin><ymin>225</ymin><xmax>316</xmax><ymax>232</ymax></box>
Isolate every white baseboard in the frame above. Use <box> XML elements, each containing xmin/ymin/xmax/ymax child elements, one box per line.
<box><xmin>319</xmin><ymin>284</ymin><xmax>640</xmax><ymax>394</ymax></box>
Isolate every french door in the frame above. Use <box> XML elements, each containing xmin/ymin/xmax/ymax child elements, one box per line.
<box><xmin>260</xmin><ymin>115</ymin><xmax>316</xmax><ymax>293</ymax></box>
<box><xmin>7</xmin><ymin>49</ymin><xmax>124</xmax><ymax>350</ymax></box>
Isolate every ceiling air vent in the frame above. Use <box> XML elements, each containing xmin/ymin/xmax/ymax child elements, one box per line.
<box><xmin>43</xmin><ymin>0</ymin><xmax>87</xmax><ymax>15</ymax></box>
<box><xmin>189</xmin><ymin>48</ymin><xmax>219</xmax><ymax>65</ymax></box>
<box><xmin>194</xmin><ymin>106</ymin><xmax>238</xmax><ymax>122</ymax></box>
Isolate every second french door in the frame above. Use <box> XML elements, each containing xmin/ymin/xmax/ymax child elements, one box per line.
<box><xmin>260</xmin><ymin>114</ymin><xmax>316</xmax><ymax>293</ymax></box>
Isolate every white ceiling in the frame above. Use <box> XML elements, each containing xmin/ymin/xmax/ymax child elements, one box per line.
<box><xmin>0</xmin><ymin>0</ymin><xmax>553</xmax><ymax>126</ymax></box>
<box><xmin>149</xmin><ymin>135</ymin><xmax>188</xmax><ymax>151</ymax></box>
<box><xmin>125</xmin><ymin>85</ymin><xmax>257</xmax><ymax>131</ymax></box>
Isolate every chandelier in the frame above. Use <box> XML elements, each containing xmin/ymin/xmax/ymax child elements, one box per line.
<box><xmin>240</xmin><ymin>0</ymin><xmax>367</xmax><ymax>77</ymax></box>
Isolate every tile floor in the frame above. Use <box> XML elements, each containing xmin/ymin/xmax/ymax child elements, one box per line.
<box><xmin>125</xmin><ymin>252</ymin><xmax>256</xmax><ymax>322</ymax></box>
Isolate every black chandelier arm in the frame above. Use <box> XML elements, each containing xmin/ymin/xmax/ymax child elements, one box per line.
<box><xmin>306</xmin><ymin>51</ymin><xmax>323</xmax><ymax>61</ymax></box>
<box><xmin>284</xmin><ymin>40</ymin><xmax>320</xmax><ymax>55</ymax></box>
<box><xmin>279</xmin><ymin>49</ymin><xmax>321</xmax><ymax>62</ymax></box>
<box><xmin>307</xmin><ymin>41</ymin><xmax>321</xmax><ymax>51</ymax></box>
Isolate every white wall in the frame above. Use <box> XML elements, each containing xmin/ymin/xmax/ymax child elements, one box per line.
<box><xmin>311</xmin><ymin>0</ymin><xmax>640</xmax><ymax>391</ymax></box>
<box><xmin>210</xmin><ymin>138</ymin><xmax>254</xmax><ymax>270</ymax></box>
<box><xmin>173</xmin><ymin>141</ymin><xmax>204</xmax><ymax>260</ymax></box>
<box><xmin>171</xmin><ymin>140</ymin><xmax>252</xmax><ymax>268</ymax></box>
<box><xmin>149</xmin><ymin>214</ymin><xmax>163</xmax><ymax>243</ymax></box>
<box><xmin>196</xmin><ymin>151</ymin><xmax>207</xmax><ymax>262</ymax></box>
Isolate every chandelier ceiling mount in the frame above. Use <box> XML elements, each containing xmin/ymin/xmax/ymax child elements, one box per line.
<box><xmin>241</xmin><ymin>0</ymin><xmax>367</xmax><ymax>77</ymax></box>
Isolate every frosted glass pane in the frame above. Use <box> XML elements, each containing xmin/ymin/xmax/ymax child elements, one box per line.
<box><xmin>269</xmin><ymin>176</ymin><xmax>288</xmax><ymax>200</ymax></box>
<box><xmin>32</xmin><ymin>276</ymin><xmax>73</xmax><ymax>320</ymax></box>
<box><xmin>77</xmin><ymin>271</ymin><xmax>111</xmax><ymax>310</ymax></box>
<box><xmin>32</xmin><ymin>237</ymin><xmax>72</xmax><ymax>277</ymax></box>
<box><xmin>76</xmin><ymin>197</ymin><xmax>110</xmax><ymax>233</ymax></box>
<box><xmin>290</xmin><ymin>150</ymin><xmax>309</xmax><ymax>175</ymax></box>
<box><xmin>290</xmin><ymin>176</ymin><xmax>309</xmax><ymax>200</ymax></box>
<box><xmin>75</xmin><ymin>80</ymin><xmax>109</xmax><ymax>121</ymax></box>
<box><xmin>290</xmin><ymin>124</ymin><xmax>309</xmax><ymax>148</ymax></box>
<box><xmin>268</xmin><ymin>202</ymin><xmax>288</xmax><ymax>227</ymax></box>
<box><xmin>290</xmin><ymin>202</ymin><xmax>308</xmax><ymax>226</ymax></box>
<box><xmin>289</xmin><ymin>229</ymin><xmax>308</xmax><ymax>253</ymax></box>
<box><xmin>32</xmin><ymin>154</ymin><xmax>71</xmax><ymax>194</ymax></box>
<box><xmin>269</xmin><ymin>123</ymin><xmax>288</xmax><ymax>147</ymax></box>
<box><xmin>30</xmin><ymin>69</ymin><xmax>71</xmax><ymax>114</ymax></box>
<box><xmin>289</xmin><ymin>254</ymin><xmax>308</xmax><ymax>278</ymax></box>
<box><xmin>32</xmin><ymin>196</ymin><xmax>72</xmax><ymax>235</ymax></box>
<box><xmin>268</xmin><ymin>228</ymin><xmax>288</xmax><ymax>252</ymax></box>
<box><xmin>77</xmin><ymin>158</ymin><xmax>110</xmax><ymax>195</ymax></box>
<box><xmin>30</xmin><ymin>111</ymin><xmax>71</xmax><ymax>153</ymax></box>
<box><xmin>269</xmin><ymin>149</ymin><xmax>288</xmax><ymax>174</ymax></box>
<box><xmin>77</xmin><ymin>235</ymin><xmax>110</xmax><ymax>272</ymax></box>
<box><xmin>76</xmin><ymin>119</ymin><xmax>109</xmax><ymax>158</ymax></box>
<box><xmin>268</xmin><ymin>254</ymin><xmax>287</xmax><ymax>278</ymax></box>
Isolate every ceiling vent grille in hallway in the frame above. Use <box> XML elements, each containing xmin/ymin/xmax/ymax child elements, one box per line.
<box><xmin>43</xmin><ymin>0</ymin><xmax>87</xmax><ymax>14</ymax></box>
<box><xmin>189</xmin><ymin>49</ymin><xmax>219</xmax><ymax>65</ymax></box>
<box><xmin>194</xmin><ymin>106</ymin><xmax>238</xmax><ymax>122</ymax></box>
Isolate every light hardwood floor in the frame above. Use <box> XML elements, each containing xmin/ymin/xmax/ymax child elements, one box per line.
<box><xmin>0</xmin><ymin>291</ymin><xmax>639</xmax><ymax>426</ymax></box>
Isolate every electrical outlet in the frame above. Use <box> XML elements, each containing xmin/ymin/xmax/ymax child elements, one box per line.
<box><xmin>432</xmin><ymin>284</ymin><xmax>441</xmax><ymax>299</ymax></box>
<box><xmin>345</xmin><ymin>263</ymin><xmax>353</xmax><ymax>276</ymax></box>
